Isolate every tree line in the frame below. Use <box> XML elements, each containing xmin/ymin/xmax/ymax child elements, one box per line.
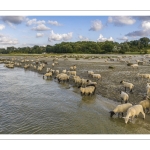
<box><xmin>0</xmin><ymin>37</ymin><xmax>150</xmax><ymax>54</ymax></box>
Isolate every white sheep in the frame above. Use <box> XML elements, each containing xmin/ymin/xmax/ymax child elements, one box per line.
<box><xmin>55</xmin><ymin>70</ymin><xmax>59</xmax><ymax>75</ymax></box>
<box><xmin>137</xmin><ymin>73</ymin><xmax>150</xmax><ymax>81</ymax></box>
<box><xmin>109</xmin><ymin>103</ymin><xmax>132</xmax><ymax>118</ymax></box>
<box><xmin>73</xmin><ymin>76</ymin><xmax>82</xmax><ymax>86</ymax></box>
<box><xmin>122</xmin><ymin>105</ymin><xmax>145</xmax><ymax>124</ymax></box>
<box><xmin>130</xmin><ymin>64</ymin><xmax>138</xmax><ymax>69</ymax></box>
<box><xmin>120</xmin><ymin>91</ymin><xmax>129</xmax><ymax>103</ymax></box>
<box><xmin>87</xmin><ymin>80</ymin><xmax>97</xmax><ymax>86</ymax></box>
<box><xmin>55</xmin><ymin>73</ymin><xmax>65</xmax><ymax>79</ymax></box>
<box><xmin>146</xmin><ymin>83</ymin><xmax>150</xmax><ymax>96</ymax></box>
<box><xmin>67</xmin><ymin>71</ymin><xmax>76</xmax><ymax>76</ymax></box>
<box><xmin>46</xmin><ymin>67</ymin><xmax>51</xmax><ymax>72</ymax></box>
<box><xmin>70</xmin><ymin>65</ymin><xmax>76</xmax><ymax>71</ymax></box>
<box><xmin>81</xmin><ymin>78</ymin><xmax>89</xmax><ymax>87</ymax></box>
<box><xmin>120</xmin><ymin>80</ymin><xmax>134</xmax><ymax>93</ymax></box>
<box><xmin>57</xmin><ymin>74</ymin><xmax>70</xmax><ymax>83</ymax></box>
<box><xmin>139</xmin><ymin>98</ymin><xmax>150</xmax><ymax>113</ymax></box>
<box><xmin>87</xmin><ymin>71</ymin><xmax>94</xmax><ymax>77</ymax></box>
<box><xmin>92</xmin><ymin>73</ymin><xmax>102</xmax><ymax>80</ymax></box>
<box><xmin>43</xmin><ymin>72</ymin><xmax>52</xmax><ymax>79</ymax></box>
<box><xmin>52</xmin><ymin>63</ymin><xmax>55</xmax><ymax>67</ymax></box>
<box><xmin>79</xmin><ymin>85</ymin><xmax>96</xmax><ymax>96</ymax></box>
<box><xmin>62</xmin><ymin>69</ymin><xmax>67</xmax><ymax>74</ymax></box>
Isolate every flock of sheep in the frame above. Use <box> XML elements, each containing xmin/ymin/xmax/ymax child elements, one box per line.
<box><xmin>1</xmin><ymin>54</ymin><xmax>150</xmax><ymax>124</ymax></box>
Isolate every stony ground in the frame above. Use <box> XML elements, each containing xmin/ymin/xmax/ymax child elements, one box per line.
<box><xmin>1</xmin><ymin>54</ymin><xmax>150</xmax><ymax>105</ymax></box>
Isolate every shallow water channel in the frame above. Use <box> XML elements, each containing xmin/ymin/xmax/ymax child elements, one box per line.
<box><xmin>0</xmin><ymin>64</ymin><xmax>150</xmax><ymax>134</ymax></box>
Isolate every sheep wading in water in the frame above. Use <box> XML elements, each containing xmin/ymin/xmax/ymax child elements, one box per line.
<box><xmin>78</xmin><ymin>84</ymin><xmax>96</xmax><ymax>96</ymax></box>
<box><xmin>122</xmin><ymin>105</ymin><xmax>145</xmax><ymax>124</ymax></box>
<box><xmin>109</xmin><ymin>103</ymin><xmax>132</xmax><ymax>118</ymax></box>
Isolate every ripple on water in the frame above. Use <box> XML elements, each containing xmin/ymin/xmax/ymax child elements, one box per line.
<box><xmin>1</xmin><ymin>64</ymin><xmax>150</xmax><ymax>134</ymax></box>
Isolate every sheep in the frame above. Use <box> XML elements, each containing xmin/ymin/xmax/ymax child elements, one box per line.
<box><xmin>55</xmin><ymin>70</ymin><xmax>59</xmax><ymax>75</ymax></box>
<box><xmin>87</xmin><ymin>71</ymin><xmax>94</xmax><ymax>77</ymax></box>
<box><xmin>122</xmin><ymin>105</ymin><xmax>145</xmax><ymax>124</ymax></box>
<box><xmin>62</xmin><ymin>69</ymin><xmax>67</xmax><ymax>74</ymax></box>
<box><xmin>43</xmin><ymin>72</ymin><xmax>53</xmax><ymax>79</ymax></box>
<box><xmin>120</xmin><ymin>81</ymin><xmax>134</xmax><ymax>93</ymax></box>
<box><xmin>78</xmin><ymin>85</ymin><xmax>96</xmax><ymax>96</ymax></box>
<box><xmin>130</xmin><ymin>64</ymin><xmax>138</xmax><ymax>69</ymax></box>
<box><xmin>81</xmin><ymin>78</ymin><xmax>89</xmax><ymax>87</ymax></box>
<box><xmin>55</xmin><ymin>73</ymin><xmax>65</xmax><ymax>79</ymax></box>
<box><xmin>146</xmin><ymin>83</ymin><xmax>150</xmax><ymax>96</ymax></box>
<box><xmin>73</xmin><ymin>76</ymin><xmax>82</xmax><ymax>86</ymax></box>
<box><xmin>70</xmin><ymin>65</ymin><xmax>76</xmax><ymax>71</ymax></box>
<box><xmin>137</xmin><ymin>73</ymin><xmax>150</xmax><ymax>81</ymax></box>
<box><xmin>139</xmin><ymin>98</ymin><xmax>150</xmax><ymax>113</ymax></box>
<box><xmin>54</xmin><ymin>61</ymin><xmax>59</xmax><ymax>65</ymax></box>
<box><xmin>120</xmin><ymin>91</ymin><xmax>129</xmax><ymax>103</ymax></box>
<box><xmin>67</xmin><ymin>71</ymin><xmax>76</xmax><ymax>76</ymax></box>
<box><xmin>92</xmin><ymin>73</ymin><xmax>102</xmax><ymax>80</ymax></box>
<box><xmin>37</xmin><ymin>66</ymin><xmax>43</xmax><ymax>71</ymax></box>
<box><xmin>57</xmin><ymin>74</ymin><xmax>70</xmax><ymax>83</ymax></box>
<box><xmin>87</xmin><ymin>80</ymin><xmax>97</xmax><ymax>86</ymax></box>
<box><xmin>109</xmin><ymin>103</ymin><xmax>132</xmax><ymax>118</ymax></box>
<box><xmin>46</xmin><ymin>67</ymin><xmax>51</xmax><ymax>73</ymax></box>
<box><xmin>52</xmin><ymin>63</ymin><xmax>55</xmax><ymax>67</ymax></box>
<box><xmin>24</xmin><ymin>64</ymin><xmax>30</xmax><ymax>69</ymax></box>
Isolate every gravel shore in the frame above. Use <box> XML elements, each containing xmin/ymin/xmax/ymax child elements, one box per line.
<box><xmin>1</xmin><ymin>54</ymin><xmax>150</xmax><ymax>105</ymax></box>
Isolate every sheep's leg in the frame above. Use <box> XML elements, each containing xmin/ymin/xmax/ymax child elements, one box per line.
<box><xmin>122</xmin><ymin>112</ymin><xmax>124</xmax><ymax>117</ymax></box>
<box><xmin>121</xmin><ymin>98</ymin><xmax>123</xmax><ymax>104</ymax></box>
<box><xmin>130</xmin><ymin>89</ymin><xmax>133</xmax><ymax>93</ymax></box>
<box><xmin>141</xmin><ymin>111</ymin><xmax>145</xmax><ymax>119</ymax></box>
<box><xmin>146</xmin><ymin>108</ymin><xmax>149</xmax><ymax>114</ymax></box>
<box><xmin>131</xmin><ymin>116</ymin><xmax>134</xmax><ymax>121</ymax></box>
<box><xmin>118</xmin><ymin>113</ymin><xmax>120</xmax><ymax>118</ymax></box>
<box><xmin>125</xmin><ymin>87</ymin><xmax>126</xmax><ymax>92</ymax></box>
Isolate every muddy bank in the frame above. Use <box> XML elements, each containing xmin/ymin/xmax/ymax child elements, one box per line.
<box><xmin>1</xmin><ymin>54</ymin><xmax>150</xmax><ymax>105</ymax></box>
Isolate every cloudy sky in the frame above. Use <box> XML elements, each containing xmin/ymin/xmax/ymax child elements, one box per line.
<box><xmin>0</xmin><ymin>16</ymin><xmax>150</xmax><ymax>48</ymax></box>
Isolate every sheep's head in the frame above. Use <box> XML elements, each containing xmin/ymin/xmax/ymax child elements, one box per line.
<box><xmin>122</xmin><ymin>117</ymin><xmax>130</xmax><ymax>124</ymax></box>
<box><xmin>120</xmin><ymin>80</ymin><xmax>124</xmax><ymax>84</ymax></box>
<box><xmin>109</xmin><ymin>111</ymin><xmax>116</xmax><ymax>118</ymax></box>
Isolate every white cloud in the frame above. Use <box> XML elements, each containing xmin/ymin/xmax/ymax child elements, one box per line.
<box><xmin>48</xmin><ymin>30</ymin><xmax>73</xmax><ymax>42</ymax></box>
<box><xmin>78</xmin><ymin>35</ymin><xmax>89</xmax><ymax>41</ymax></box>
<box><xmin>108</xmin><ymin>16</ymin><xmax>136</xmax><ymax>26</ymax></box>
<box><xmin>1</xmin><ymin>16</ymin><xmax>26</xmax><ymax>24</ymax></box>
<box><xmin>36</xmin><ymin>33</ymin><xmax>44</xmax><ymax>38</ymax></box>
<box><xmin>26</xmin><ymin>18</ymin><xmax>45</xmax><ymax>26</ymax></box>
<box><xmin>89</xmin><ymin>20</ymin><xmax>103</xmax><ymax>31</ymax></box>
<box><xmin>48</xmin><ymin>20</ymin><xmax>62</xmax><ymax>26</ymax></box>
<box><xmin>0</xmin><ymin>34</ymin><xmax>18</xmax><ymax>45</ymax></box>
<box><xmin>32</xmin><ymin>24</ymin><xmax>50</xmax><ymax>31</ymax></box>
<box><xmin>97</xmin><ymin>34</ymin><xmax>114</xmax><ymax>42</ymax></box>
<box><xmin>117</xmin><ymin>36</ymin><xmax>128</xmax><ymax>41</ymax></box>
<box><xmin>0</xmin><ymin>24</ymin><xmax>5</xmax><ymax>30</ymax></box>
<box><xmin>126</xmin><ymin>21</ymin><xmax>150</xmax><ymax>37</ymax></box>
<box><xmin>141</xmin><ymin>21</ymin><xmax>150</xmax><ymax>30</ymax></box>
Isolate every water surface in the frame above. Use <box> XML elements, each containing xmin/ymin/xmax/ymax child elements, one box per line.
<box><xmin>0</xmin><ymin>64</ymin><xmax>150</xmax><ymax>134</ymax></box>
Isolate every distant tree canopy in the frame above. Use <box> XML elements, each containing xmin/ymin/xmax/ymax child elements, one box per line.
<box><xmin>1</xmin><ymin>37</ymin><xmax>150</xmax><ymax>54</ymax></box>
